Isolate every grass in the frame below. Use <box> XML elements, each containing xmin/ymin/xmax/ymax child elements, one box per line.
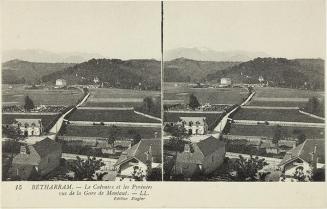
<box><xmin>227</xmin><ymin>124</ymin><xmax>325</xmax><ymax>139</ymax></box>
<box><xmin>164</xmin><ymin>112</ymin><xmax>224</xmax><ymax>130</ymax></box>
<box><xmin>89</xmin><ymin>88</ymin><xmax>160</xmax><ymax>98</ymax></box>
<box><xmin>82</xmin><ymin>102</ymin><xmax>142</xmax><ymax>108</ymax></box>
<box><xmin>2</xmin><ymin>85</ymin><xmax>83</xmax><ymax>106</ymax></box>
<box><xmin>254</xmin><ymin>87</ymin><xmax>324</xmax><ymax>99</ymax></box>
<box><xmin>61</xmin><ymin>125</ymin><xmax>161</xmax><ymax>139</ymax></box>
<box><xmin>248</xmin><ymin>100</ymin><xmax>307</xmax><ymax>107</ymax></box>
<box><xmin>2</xmin><ymin>114</ymin><xmax>59</xmax><ymax>130</ymax></box>
<box><xmin>68</xmin><ymin>109</ymin><xmax>160</xmax><ymax>123</ymax></box>
<box><xmin>164</xmin><ymin>87</ymin><xmax>248</xmax><ymax>105</ymax></box>
<box><xmin>233</xmin><ymin>108</ymin><xmax>324</xmax><ymax>123</ymax></box>
<box><xmin>83</xmin><ymin>88</ymin><xmax>160</xmax><ymax>108</ymax></box>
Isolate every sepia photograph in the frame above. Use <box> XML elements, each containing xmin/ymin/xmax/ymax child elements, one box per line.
<box><xmin>1</xmin><ymin>0</ymin><xmax>327</xmax><ymax>208</ymax></box>
<box><xmin>163</xmin><ymin>0</ymin><xmax>325</xmax><ymax>182</ymax></box>
<box><xmin>2</xmin><ymin>1</ymin><xmax>162</xmax><ymax>181</ymax></box>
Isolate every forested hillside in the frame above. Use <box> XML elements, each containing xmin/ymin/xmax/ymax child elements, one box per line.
<box><xmin>2</xmin><ymin>59</ymin><xmax>75</xmax><ymax>84</ymax></box>
<box><xmin>207</xmin><ymin>58</ymin><xmax>324</xmax><ymax>90</ymax></box>
<box><xmin>164</xmin><ymin>58</ymin><xmax>239</xmax><ymax>82</ymax></box>
<box><xmin>42</xmin><ymin>58</ymin><xmax>161</xmax><ymax>90</ymax></box>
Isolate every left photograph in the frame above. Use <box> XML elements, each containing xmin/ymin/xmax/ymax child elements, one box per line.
<box><xmin>2</xmin><ymin>1</ymin><xmax>162</xmax><ymax>181</ymax></box>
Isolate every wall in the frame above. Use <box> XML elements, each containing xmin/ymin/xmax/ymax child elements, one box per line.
<box><xmin>38</xmin><ymin>148</ymin><xmax>62</xmax><ymax>176</ymax></box>
<box><xmin>202</xmin><ymin>146</ymin><xmax>226</xmax><ymax>174</ymax></box>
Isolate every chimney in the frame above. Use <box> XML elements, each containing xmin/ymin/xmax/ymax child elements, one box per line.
<box><xmin>154</xmin><ymin>132</ymin><xmax>158</xmax><ymax>139</ymax></box>
<box><xmin>184</xmin><ymin>144</ymin><xmax>190</xmax><ymax>153</ymax></box>
<box><xmin>20</xmin><ymin>145</ymin><xmax>27</xmax><ymax>154</ymax></box>
<box><xmin>148</xmin><ymin>145</ymin><xmax>152</xmax><ymax>155</ymax></box>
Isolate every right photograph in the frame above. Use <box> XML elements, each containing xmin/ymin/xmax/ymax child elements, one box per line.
<box><xmin>162</xmin><ymin>1</ymin><xmax>325</xmax><ymax>182</ymax></box>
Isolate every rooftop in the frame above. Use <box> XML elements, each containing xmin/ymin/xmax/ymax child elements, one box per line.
<box><xmin>279</xmin><ymin>139</ymin><xmax>325</xmax><ymax>166</ymax></box>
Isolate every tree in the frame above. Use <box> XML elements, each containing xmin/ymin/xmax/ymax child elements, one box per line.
<box><xmin>128</xmin><ymin>129</ymin><xmax>142</xmax><ymax>145</ymax></box>
<box><xmin>297</xmin><ymin>133</ymin><xmax>306</xmax><ymax>145</ymax></box>
<box><xmin>165</xmin><ymin>124</ymin><xmax>189</xmax><ymax>139</ymax></box>
<box><xmin>189</xmin><ymin>94</ymin><xmax>200</xmax><ymax>110</ymax></box>
<box><xmin>272</xmin><ymin>125</ymin><xmax>283</xmax><ymax>145</ymax></box>
<box><xmin>24</xmin><ymin>96</ymin><xmax>34</xmax><ymax>111</ymax></box>
<box><xmin>68</xmin><ymin>156</ymin><xmax>105</xmax><ymax>180</ymax></box>
<box><xmin>108</xmin><ymin>125</ymin><xmax>120</xmax><ymax>141</ymax></box>
<box><xmin>131</xmin><ymin>166</ymin><xmax>146</xmax><ymax>181</ymax></box>
<box><xmin>305</xmin><ymin>97</ymin><xmax>320</xmax><ymax>114</ymax></box>
<box><xmin>293</xmin><ymin>166</ymin><xmax>312</xmax><ymax>182</ymax></box>
<box><xmin>231</xmin><ymin>155</ymin><xmax>268</xmax><ymax>181</ymax></box>
<box><xmin>143</xmin><ymin>97</ymin><xmax>154</xmax><ymax>113</ymax></box>
<box><xmin>146</xmin><ymin>167</ymin><xmax>162</xmax><ymax>181</ymax></box>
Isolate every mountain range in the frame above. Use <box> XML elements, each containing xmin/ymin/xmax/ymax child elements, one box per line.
<box><xmin>2</xmin><ymin>59</ymin><xmax>75</xmax><ymax>84</ymax></box>
<box><xmin>165</xmin><ymin>47</ymin><xmax>269</xmax><ymax>62</ymax></box>
<box><xmin>2</xmin><ymin>49</ymin><xmax>104</xmax><ymax>63</ymax></box>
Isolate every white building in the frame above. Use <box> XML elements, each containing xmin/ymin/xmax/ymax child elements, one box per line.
<box><xmin>114</xmin><ymin>139</ymin><xmax>161</xmax><ymax>181</ymax></box>
<box><xmin>55</xmin><ymin>79</ymin><xmax>67</xmax><ymax>87</ymax></box>
<box><xmin>14</xmin><ymin>118</ymin><xmax>43</xmax><ymax>136</ymax></box>
<box><xmin>279</xmin><ymin>139</ymin><xmax>325</xmax><ymax>182</ymax></box>
<box><xmin>221</xmin><ymin>78</ymin><xmax>232</xmax><ymax>85</ymax></box>
<box><xmin>179</xmin><ymin>117</ymin><xmax>208</xmax><ymax>135</ymax></box>
<box><xmin>220</xmin><ymin>78</ymin><xmax>232</xmax><ymax>87</ymax></box>
<box><xmin>93</xmin><ymin>77</ymin><xmax>100</xmax><ymax>84</ymax></box>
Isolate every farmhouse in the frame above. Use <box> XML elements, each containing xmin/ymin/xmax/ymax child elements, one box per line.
<box><xmin>179</xmin><ymin>117</ymin><xmax>208</xmax><ymax>135</ymax></box>
<box><xmin>7</xmin><ymin>138</ymin><xmax>62</xmax><ymax>180</ymax></box>
<box><xmin>173</xmin><ymin>136</ymin><xmax>226</xmax><ymax>179</ymax></box>
<box><xmin>279</xmin><ymin>139</ymin><xmax>325</xmax><ymax>181</ymax></box>
<box><xmin>114</xmin><ymin>139</ymin><xmax>161</xmax><ymax>180</ymax></box>
<box><xmin>219</xmin><ymin>78</ymin><xmax>232</xmax><ymax>87</ymax></box>
<box><xmin>14</xmin><ymin>118</ymin><xmax>43</xmax><ymax>136</ymax></box>
<box><xmin>55</xmin><ymin>79</ymin><xmax>67</xmax><ymax>87</ymax></box>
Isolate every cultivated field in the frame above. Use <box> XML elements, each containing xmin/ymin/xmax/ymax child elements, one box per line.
<box><xmin>83</xmin><ymin>88</ymin><xmax>160</xmax><ymax>108</ymax></box>
<box><xmin>233</xmin><ymin>108</ymin><xmax>324</xmax><ymax>123</ymax></box>
<box><xmin>248</xmin><ymin>100</ymin><xmax>308</xmax><ymax>108</ymax></box>
<box><xmin>164</xmin><ymin>87</ymin><xmax>248</xmax><ymax>105</ymax></box>
<box><xmin>2</xmin><ymin>114</ymin><xmax>59</xmax><ymax>130</ymax></box>
<box><xmin>164</xmin><ymin>112</ymin><xmax>224</xmax><ymax>130</ymax></box>
<box><xmin>254</xmin><ymin>87</ymin><xmax>324</xmax><ymax>99</ymax></box>
<box><xmin>68</xmin><ymin>109</ymin><xmax>160</xmax><ymax>123</ymax></box>
<box><xmin>2</xmin><ymin>84</ymin><xmax>83</xmax><ymax>106</ymax></box>
<box><xmin>227</xmin><ymin>124</ymin><xmax>325</xmax><ymax>139</ymax></box>
<box><xmin>61</xmin><ymin>125</ymin><xmax>161</xmax><ymax>139</ymax></box>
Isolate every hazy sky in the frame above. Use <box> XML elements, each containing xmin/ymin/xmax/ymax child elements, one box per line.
<box><xmin>2</xmin><ymin>1</ymin><xmax>161</xmax><ymax>60</ymax></box>
<box><xmin>164</xmin><ymin>0</ymin><xmax>325</xmax><ymax>59</ymax></box>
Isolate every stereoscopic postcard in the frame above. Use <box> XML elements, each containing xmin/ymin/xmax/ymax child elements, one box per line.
<box><xmin>1</xmin><ymin>0</ymin><xmax>327</xmax><ymax>208</ymax></box>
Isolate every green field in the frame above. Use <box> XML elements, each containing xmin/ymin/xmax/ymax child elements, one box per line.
<box><xmin>164</xmin><ymin>86</ymin><xmax>248</xmax><ymax>105</ymax></box>
<box><xmin>68</xmin><ymin>109</ymin><xmax>160</xmax><ymax>123</ymax></box>
<box><xmin>227</xmin><ymin>124</ymin><xmax>324</xmax><ymax>139</ymax></box>
<box><xmin>61</xmin><ymin>125</ymin><xmax>161</xmax><ymax>139</ymax></box>
<box><xmin>233</xmin><ymin>108</ymin><xmax>324</xmax><ymax>123</ymax></box>
<box><xmin>2</xmin><ymin>85</ymin><xmax>83</xmax><ymax>106</ymax></box>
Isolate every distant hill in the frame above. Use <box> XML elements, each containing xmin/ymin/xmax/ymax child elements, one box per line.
<box><xmin>3</xmin><ymin>49</ymin><xmax>104</xmax><ymax>63</ymax></box>
<box><xmin>42</xmin><ymin>58</ymin><xmax>161</xmax><ymax>90</ymax></box>
<box><xmin>207</xmin><ymin>57</ymin><xmax>324</xmax><ymax>90</ymax></box>
<box><xmin>2</xmin><ymin>59</ymin><xmax>75</xmax><ymax>84</ymax></box>
<box><xmin>164</xmin><ymin>58</ymin><xmax>239</xmax><ymax>82</ymax></box>
<box><xmin>165</xmin><ymin>47</ymin><xmax>269</xmax><ymax>62</ymax></box>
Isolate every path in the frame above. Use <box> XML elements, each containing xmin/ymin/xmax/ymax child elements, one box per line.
<box><xmin>212</xmin><ymin>91</ymin><xmax>255</xmax><ymax>137</ymax></box>
<box><xmin>48</xmin><ymin>92</ymin><xmax>90</xmax><ymax>134</ymax></box>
